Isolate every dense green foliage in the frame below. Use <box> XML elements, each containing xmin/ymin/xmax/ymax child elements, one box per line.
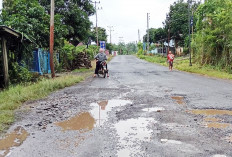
<box><xmin>0</xmin><ymin>0</ymin><xmax>96</xmax><ymax>85</ymax></box>
<box><xmin>192</xmin><ymin>0</ymin><xmax>232</xmax><ymax>72</ymax></box>
<box><xmin>59</xmin><ymin>41</ymin><xmax>98</xmax><ymax>70</ymax></box>
<box><xmin>90</xmin><ymin>27</ymin><xmax>108</xmax><ymax>44</ymax></box>
<box><xmin>38</xmin><ymin>0</ymin><xmax>95</xmax><ymax>46</ymax></box>
<box><xmin>143</xmin><ymin>28</ymin><xmax>166</xmax><ymax>44</ymax></box>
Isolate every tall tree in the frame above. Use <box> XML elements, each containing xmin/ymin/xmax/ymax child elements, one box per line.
<box><xmin>90</xmin><ymin>27</ymin><xmax>108</xmax><ymax>44</ymax></box>
<box><xmin>193</xmin><ymin>0</ymin><xmax>232</xmax><ymax>71</ymax></box>
<box><xmin>1</xmin><ymin>0</ymin><xmax>69</xmax><ymax>49</ymax></box>
<box><xmin>38</xmin><ymin>0</ymin><xmax>95</xmax><ymax>45</ymax></box>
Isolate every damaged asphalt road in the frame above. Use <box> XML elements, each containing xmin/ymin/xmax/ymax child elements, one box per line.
<box><xmin>1</xmin><ymin>55</ymin><xmax>232</xmax><ymax>157</ymax></box>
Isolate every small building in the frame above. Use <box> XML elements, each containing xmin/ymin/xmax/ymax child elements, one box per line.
<box><xmin>0</xmin><ymin>25</ymin><xmax>31</xmax><ymax>87</ymax></box>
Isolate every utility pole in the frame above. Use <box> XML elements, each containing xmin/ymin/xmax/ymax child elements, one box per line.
<box><xmin>50</xmin><ymin>0</ymin><xmax>55</xmax><ymax>78</ymax></box>
<box><xmin>166</xmin><ymin>14</ymin><xmax>170</xmax><ymax>55</ymax></box>
<box><xmin>147</xmin><ymin>13</ymin><xmax>150</xmax><ymax>52</ymax></box>
<box><xmin>138</xmin><ymin>29</ymin><xmax>141</xmax><ymax>42</ymax></box>
<box><xmin>91</xmin><ymin>1</ymin><xmax>101</xmax><ymax>46</ymax></box>
<box><xmin>188</xmin><ymin>0</ymin><xmax>192</xmax><ymax>66</ymax></box>
<box><xmin>119</xmin><ymin>37</ymin><xmax>123</xmax><ymax>55</ymax></box>
<box><xmin>107</xmin><ymin>26</ymin><xmax>114</xmax><ymax>44</ymax></box>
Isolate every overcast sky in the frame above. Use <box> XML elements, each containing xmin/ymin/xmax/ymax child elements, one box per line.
<box><xmin>89</xmin><ymin>0</ymin><xmax>178</xmax><ymax>44</ymax></box>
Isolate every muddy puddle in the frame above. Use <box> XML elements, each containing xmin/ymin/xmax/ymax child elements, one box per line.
<box><xmin>171</xmin><ymin>96</ymin><xmax>185</xmax><ymax>105</ymax></box>
<box><xmin>205</xmin><ymin>122</ymin><xmax>231</xmax><ymax>129</ymax></box>
<box><xmin>114</xmin><ymin>117</ymin><xmax>155</xmax><ymax>156</ymax></box>
<box><xmin>0</xmin><ymin>126</ymin><xmax>29</xmax><ymax>157</ymax></box>
<box><xmin>56</xmin><ymin>99</ymin><xmax>132</xmax><ymax>131</ymax></box>
<box><xmin>191</xmin><ymin>109</ymin><xmax>232</xmax><ymax>116</ymax></box>
<box><xmin>189</xmin><ymin>109</ymin><xmax>232</xmax><ymax>130</ymax></box>
<box><xmin>204</xmin><ymin>117</ymin><xmax>221</xmax><ymax>122</ymax></box>
<box><xmin>55</xmin><ymin>112</ymin><xmax>95</xmax><ymax>132</ymax></box>
<box><xmin>142</xmin><ymin>107</ymin><xmax>165</xmax><ymax>112</ymax></box>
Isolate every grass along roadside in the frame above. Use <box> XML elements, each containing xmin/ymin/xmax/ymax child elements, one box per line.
<box><xmin>0</xmin><ymin>55</ymin><xmax>114</xmax><ymax>133</ymax></box>
<box><xmin>0</xmin><ymin>74</ymin><xmax>84</xmax><ymax>133</ymax></box>
<box><xmin>137</xmin><ymin>54</ymin><xmax>232</xmax><ymax>80</ymax></box>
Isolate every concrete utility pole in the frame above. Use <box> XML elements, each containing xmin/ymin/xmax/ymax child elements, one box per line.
<box><xmin>166</xmin><ymin>14</ymin><xmax>170</xmax><ymax>55</ymax></box>
<box><xmin>91</xmin><ymin>1</ymin><xmax>101</xmax><ymax>46</ymax></box>
<box><xmin>119</xmin><ymin>37</ymin><xmax>123</xmax><ymax>55</ymax></box>
<box><xmin>188</xmin><ymin>0</ymin><xmax>192</xmax><ymax>66</ymax></box>
<box><xmin>50</xmin><ymin>0</ymin><xmax>55</xmax><ymax>78</ymax></box>
<box><xmin>138</xmin><ymin>29</ymin><xmax>141</xmax><ymax>42</ymax></box>
<box><xmin>107</xmin><ymin>26</ymin><xmax>114</xmax><ymax>44</ymax></box>
<box><xmin>147</xmin><ymin>13</ymin><xmax>150</xmax><ymax>51</ymax></box>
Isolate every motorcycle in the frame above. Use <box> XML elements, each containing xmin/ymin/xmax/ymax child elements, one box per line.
<box><xmin>98</xmin><ymin>61</ymin><xmax>108</xmax><ymax>78</ymax></box>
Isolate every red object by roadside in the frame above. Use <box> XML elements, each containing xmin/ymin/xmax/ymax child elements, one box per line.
<box><xmin>167</xmin><ymin>54</ymin><xmax>175</xmax><ymax>62</ymax></box>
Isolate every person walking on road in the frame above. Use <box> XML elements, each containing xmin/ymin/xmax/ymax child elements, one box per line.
<box><xmin>167</xmin><ymin>51</ymin><xmax>175</xmax><ymax>71</ymax></box>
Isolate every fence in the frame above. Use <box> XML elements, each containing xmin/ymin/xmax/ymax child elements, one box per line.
<box><xmin>30</xmin><ymin>49</ymin><xmax>59</xmax><ymax>75</ymax></box>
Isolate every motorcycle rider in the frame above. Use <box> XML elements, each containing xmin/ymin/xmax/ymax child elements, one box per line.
<box><xmin>93</xmin><ymin>48</ymin><xmax>109</xmax><ymax>77</ymax></box>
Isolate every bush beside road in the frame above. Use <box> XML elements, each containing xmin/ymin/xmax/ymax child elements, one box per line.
<box><xmin>137</xmin><ymin>54</ymin><xmax>232</xmax><ymax>80</ymax></box>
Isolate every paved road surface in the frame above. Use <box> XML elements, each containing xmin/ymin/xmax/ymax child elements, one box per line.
<box><xmin>1</xmin><ymin>55</ymin><xmax>232</xmax><ymax>157</ymax></box>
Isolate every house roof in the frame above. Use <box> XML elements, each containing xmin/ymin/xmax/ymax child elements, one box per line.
<box><xmin>0</xmin><ymin>25</ymin><xmax>32</xmax><ymax>43</ymax></box>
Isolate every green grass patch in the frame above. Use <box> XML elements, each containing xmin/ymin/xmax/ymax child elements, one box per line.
<box><xmin>72</xmin><ymin>68</ymin><xmax>91</xmax><ymax>73</ymax></box>
<box><xmin>0</xmin><ymin>75</ymin><xmax>84</xmax><ymax>132</ymax></box>
<box><xmin>137</xmin><ymin>54</ymin><xmax>232</xmax><ymax>80</ymax></box>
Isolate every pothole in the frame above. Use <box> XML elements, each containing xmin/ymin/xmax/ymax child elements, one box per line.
<box><xmin>190</xmin><ymin>109</ymin><xmax>232</xmax><ymax>116</ymax></box>
<box><xmin>205</xmin><ymin>123</ymin><xmax>231</xmax><ymax>129</ymax></box>
<box><xmin>160</xmin><ymin>139</ymin><xmax>182</xmax><ymax>145</ymax></box>
<box><xmin>55</xmin><ymin>112</ymin><xmax>95</xmax><ymax>132</ymax></box>
<box><xmin>114</xmin><ymin>117</ymin><xmax>155</xmax><ymax>156</ymax></box>
<box><xmin>0</xmin><ymin>126</ymin><xmax>29</xmax><ymax>157</ymax></box>
<box><xmin>171</xmin><ymin>96</ymin><xmax>185</xmax><ymax>105</ymax></box>
<box><xmin>204</xmin><ymin>117</ymin><xmax>221</xmax><ymax>122</ymax></box>
<box><xmin>142</xmin><ymin>107</ymin><xmax>165</xmax><ymax>112</ymax></box>
<box><xmin>55</xmin><ymin>99</ymin><xmax>132</xmax><ymax>131</ymax></box>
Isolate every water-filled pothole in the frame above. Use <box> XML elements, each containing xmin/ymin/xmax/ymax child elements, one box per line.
<box><xmin>160</xmin><ymin>139</ymin><xmax>182</xmax><ymax>145</ymax></box>
<box><xmin>55</xmin><ymin>99</ymin><xmax>132</xmax><ymax>131</ymax></box>
<box><xmin>171</xmin><ymin>96</ymin><xmax>185</xmax><ymax>105</ymax></box>
<box><xmin>115</xmin><ymin>117</ymin><xmax>155</xmax><ymax>156</ymax></box>
<box><xmin>0</xmin><ymin>126</ymin><xmax>29</xmax><ymax>157</ymax></box>
<box><xmin>142</xmin><ymin>107</ymin><xmax>165</xmax><ymax>112</ymax></box>
<box><xmin>191</xmin><ymin>109</ymin><xmax>232</xmax><ymax>116</ymax></box>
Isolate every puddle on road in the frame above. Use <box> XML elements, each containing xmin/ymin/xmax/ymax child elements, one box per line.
<box><xmin>171</xmin><ymin>96</ymin><xmax>185</xmax><ymax>105</ymax></box>
<box><xmin>0</xmin><ymin>126</ymin><xmax>28</xmax><ymax>157</ymax></box>
<box><xmin>89</xmin><ymin>99</ymin><xmax>132</xmax><ymax>127</ymax></box>
<box><xmin>160</xmin><ymin>139</ymin><xmax>182</xmax><ymax>145</ymax></box>
<box><xmin>206</xmin><ymin>122</ymin><xmax>231</xmax><ymax>129</ymax></box>
<box><xmin>55</xmin><ymin>112</ymin><xmax>95</xmax><ymax>132</ymax></box>
<box><xmin>204</xmin><ymin>117</ymin><xmax>221</xmax><ymax>122</ymax></box>
<box><xmin>56</xmin><ymin>99</ymin><xmax>132</xmax><ymax>131</ymax></box>
<box><xmin>212</xmin><ymin>155</ymin><xmax>227</xmax><ymax>157</ymax></box>
<box><xmin>191</xmin><ymin>109</ymin><xmax>232</xmax><ymax>116</ymax></box>
<box><xmin>115</xmin><ymin>117</ymin><xmax>155</xmax><ymax>157</ymax></box>
<box><xmin>142</xmin><ymin>107</ymin><xmax>165</xmax><ymax>112</ymax></box>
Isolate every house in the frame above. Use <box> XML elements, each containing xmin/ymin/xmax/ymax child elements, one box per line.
<box><xmin>0</xmin><ymin>26</ymin><xmax>31</xmax><ymax>87</ymax></box>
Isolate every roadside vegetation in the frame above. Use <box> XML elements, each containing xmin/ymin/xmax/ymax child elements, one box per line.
<box><xmin>0</xmin><ymin>74</ymin><xmax>84</xmax><ymax>132</ymax></box>
<box><xmin>138</xmin><ymin>54</ymin><xmax>232</xmax><ymax>80</ymax></box>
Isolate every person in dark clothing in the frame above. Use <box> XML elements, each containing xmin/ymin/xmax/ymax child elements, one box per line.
<box><xmin>93</xmin><ymin>48</ymin><xmax>109</xmax><ymax>77</ymax></box>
